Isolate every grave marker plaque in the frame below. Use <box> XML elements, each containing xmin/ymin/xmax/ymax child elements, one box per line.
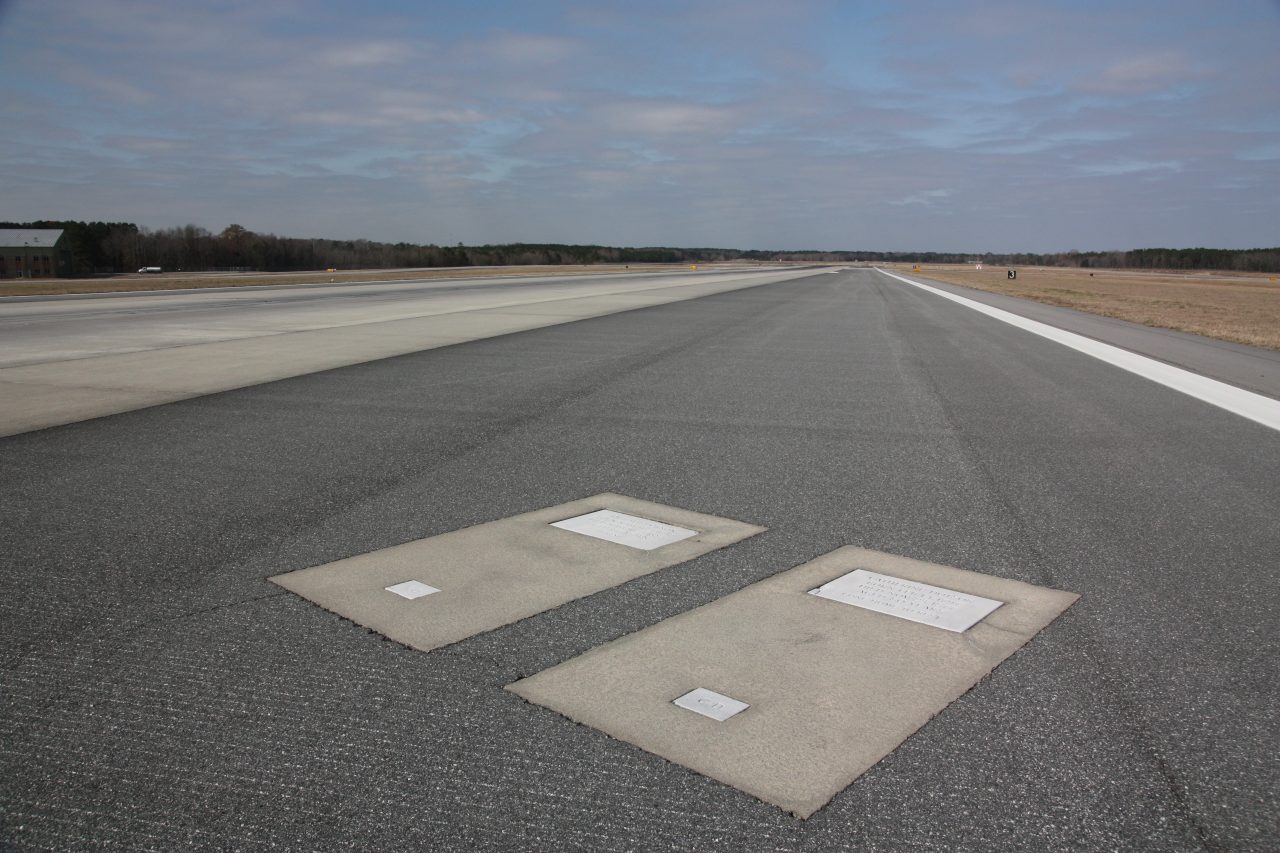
<box><xmin>809</xmin><ymin>569</ymin><xmax>1002</xmax><ymax>632</ymax></box>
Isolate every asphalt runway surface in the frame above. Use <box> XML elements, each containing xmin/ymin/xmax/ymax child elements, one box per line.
<box><xmin>0</xmin><ymin>267</ymin><xmax>781</xmax><ymax>367</ymax></box>
<box><xmin>2</xmin><ymin>268</ymin><xmax>1277</xmax><ymax>849</ymax></box>
<box><xmin>0</xmin><ymin>266</ymin><xmax>818</xmax><ymax>437</ymax></box>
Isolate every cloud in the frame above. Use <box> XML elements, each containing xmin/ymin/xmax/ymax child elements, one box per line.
<box><xmin>1074</xmin><ymin>159</ymin><xmax>1183</xmax><ymax>177</ymax></box>
<box><xmin>599</xmin><ymin>101</ymin><xmax>739</xmax><ymax>136</ymax></box>
<box><xmin>58</xmin><ymin>66</ymin><xmax>153</xmax><ymax>105</ymax></box>
<box><xmin>101</xmin><ymin>135</ymin><xmax>187</xmax><ymax>154</ymax></box>
<box><xmin>289</xmin><ymin>92</ymin><xmax>487</xmax><ymax>129</ymax></box>
<box><xmin>319</xmin><ymin>40</ymin><xmax>417</xmax><ymax>68</ymax></box>
<box><xmin>475</xmin><ymin>32</ymin><xmax>579</xmax><ymax>65</ymax></box>
<box><xmin>1235</xmin><ymin>143</ymin><xmax>1280</xmax><ymax>162</ymax></box>
<box><xmin>0</xmin><ymin>0</ymin><xmax>1276</xmax><ymax>251</ymax></box>
<box><xmin>1076</xmin><ymin>51</ymin><xmax>1207</xmax><ymax>96</ymax></box>
<box><xmin>889</xmin><ymin>188</ymin><xmax>953</xmax><ymax>207</ymax></box>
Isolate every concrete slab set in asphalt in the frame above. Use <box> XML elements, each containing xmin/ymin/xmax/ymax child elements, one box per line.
<box><xmin>1</xmin><ymin>267</ymin><xmax>1277</xmax><ymax>849</ymax></box>
<box><xmin>273</xmin><ymin>483</ymin><xmax>1072</xmax><ymax>819</ymax></box>
<box><xmin>271</xmin><ymin>492</ymin><xmax>764</xmax><ymax>653</ymax></box>
<box><xmin>511</xmin><ymin>546</ymin><xmax>1076</xmax><ymax>818</ymax></box>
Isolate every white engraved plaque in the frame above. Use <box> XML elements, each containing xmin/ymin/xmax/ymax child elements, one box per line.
<box><xmin>809</xmin><ymin>569</ymin><xmax>1002</xmax><ymax>632</ymax></box>
<box><xmin>673</xmin><ymin>688</ymin><xmax>749</xmax><ymax>721</ymax></box>
<box><xmin>551</xmin><ymin>509</ymin><xmax>698</xmax><ymax>551</ymax></box>
<box><xmin>384</xmin><ymin>580</ymin><xmax>441</xmax><ymax>600</ymax></box>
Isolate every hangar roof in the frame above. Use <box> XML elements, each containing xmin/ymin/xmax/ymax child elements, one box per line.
<box><xmin>0</xmin><ymin>229</ymin><xmax>65</xmax><ymax>249</ymax></box>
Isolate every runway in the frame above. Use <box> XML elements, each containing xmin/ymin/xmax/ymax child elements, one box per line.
<box><xmin>0</xmin><ymin>266</ymin><xmax>821</xmax><ymax>437</ymax></box>
<box><xmin>1</xmin><ymin>268</ymin><xmax>1276</xmax><ymax>848</ymax></box>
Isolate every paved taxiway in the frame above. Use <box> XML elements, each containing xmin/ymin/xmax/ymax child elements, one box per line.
<box><xmin>1</xmin><ymin>268</ymin><xmax>1276</xmax><ymax>849</ymax></box>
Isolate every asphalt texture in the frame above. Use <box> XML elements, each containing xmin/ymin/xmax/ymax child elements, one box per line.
<box><xmin>2</xmin><ymin>268</ymin><xmax>1277</xmax><ymax>850</ymax></box>
<box><xmin>0</xmin><ymin>267</ymin><xmax>784</xmax><ymax>367</ymax></box>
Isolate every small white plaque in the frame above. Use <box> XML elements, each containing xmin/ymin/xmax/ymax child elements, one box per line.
<box><xmin>673</xmin><ymin>688</ymin><xmax>749</xmax><ymax>722</ymax></box>
<box><xmin>384</xmin><ymin>580</ymin><xmax>440</xmax><ymax>600</ymax></box>
<box><xmin>809</xmin><ymin>569</ymin><xmax>1002</xmax><ymax>633</ymax></box>
<box><xmin>550</xmin><ymin>509</ymin><xmax>698</xmax><ymax>551</ymax></box>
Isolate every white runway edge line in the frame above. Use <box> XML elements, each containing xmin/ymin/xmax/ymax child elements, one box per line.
<box><xmin>875</xmin><ymin>268</ymin><xmax>1280</xmax><ymax>433</ymax></box>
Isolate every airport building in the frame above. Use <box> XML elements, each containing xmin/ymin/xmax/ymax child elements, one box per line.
<box><xmin>0</xmin><ymin>228</ymin><xmax>70</xmax><ymax>278</ymax></box>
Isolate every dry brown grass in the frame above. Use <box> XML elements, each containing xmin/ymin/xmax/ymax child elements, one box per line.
<box><xmin>0</xmin><ymin>262</ymin><xmax>768</xmax><ymax>298</ymax></box>
<box><xmin>883</xmin><ymin>263</ymin><xmax>1280</xmax><ymax>351</ymax></box>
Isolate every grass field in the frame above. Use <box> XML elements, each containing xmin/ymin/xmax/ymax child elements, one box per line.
<box><xmin>884</xmin><ymin>263</ymin><xmax>1280</xmax><ymax>351</ymax></box>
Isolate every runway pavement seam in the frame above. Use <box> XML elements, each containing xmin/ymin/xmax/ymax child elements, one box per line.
<box><xmin>303</xmin><ymin>290</ymin><xmax>808</xmax><ymax>500</ymax></box>
<box><xmin>871</xmin><ymin>275</ymin><xmax>1062</xmax><ymax>587</ymax></box>
<box><xmin>894</xmin><ymin>344</ymin><xmax>1060</xmax><ymax>588</ymax></box>
<box><xmin>1076</xmin><ymin>627</ymin><xmax>1218</xmax><ymax>848</ymax></box>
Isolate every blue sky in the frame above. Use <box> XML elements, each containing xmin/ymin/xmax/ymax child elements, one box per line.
<box><xmin>0</xmin><ymin>0</ymin><xmax>1276</xmax><ymax>251</ymax></box>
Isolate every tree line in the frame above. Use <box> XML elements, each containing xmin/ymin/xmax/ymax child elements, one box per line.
<box><xmin>5</xmin><ymin>221</ymin><xmax>1276</xmax><ymax>275</ymax></box>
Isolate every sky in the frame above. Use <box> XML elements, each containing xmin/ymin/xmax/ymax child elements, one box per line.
<box><xmin>0</xmin><ymin>0</ymin><xmax>1276</xmax><ymax>252</ymax></box>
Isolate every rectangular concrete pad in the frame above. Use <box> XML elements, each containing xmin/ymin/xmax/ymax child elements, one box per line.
<box><xmin>507</xmin><ymin>546</ymin><xmax>1078</xmax><ymax>818</ymax></box>
<box><xmin>270</xmin><ymin>493</ymin><xmax>764</xmax><ymax>652</ymax></box>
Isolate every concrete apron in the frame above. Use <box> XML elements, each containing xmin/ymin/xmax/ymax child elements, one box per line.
<box><xmin>508</xmin><ymin>546</ymin><xmax>1078</xmax><ymax>819</ymax></box>
<box><xmin>270</xmin><ymin>493</ymin><xmax>765</xmax><ymax>653</ymax></box>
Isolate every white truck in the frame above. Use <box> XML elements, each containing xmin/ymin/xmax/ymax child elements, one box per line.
<box><xmin>138</xmin><ymin>266</ymin><xmax>162</xmax><ymax>273</ymax></box>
